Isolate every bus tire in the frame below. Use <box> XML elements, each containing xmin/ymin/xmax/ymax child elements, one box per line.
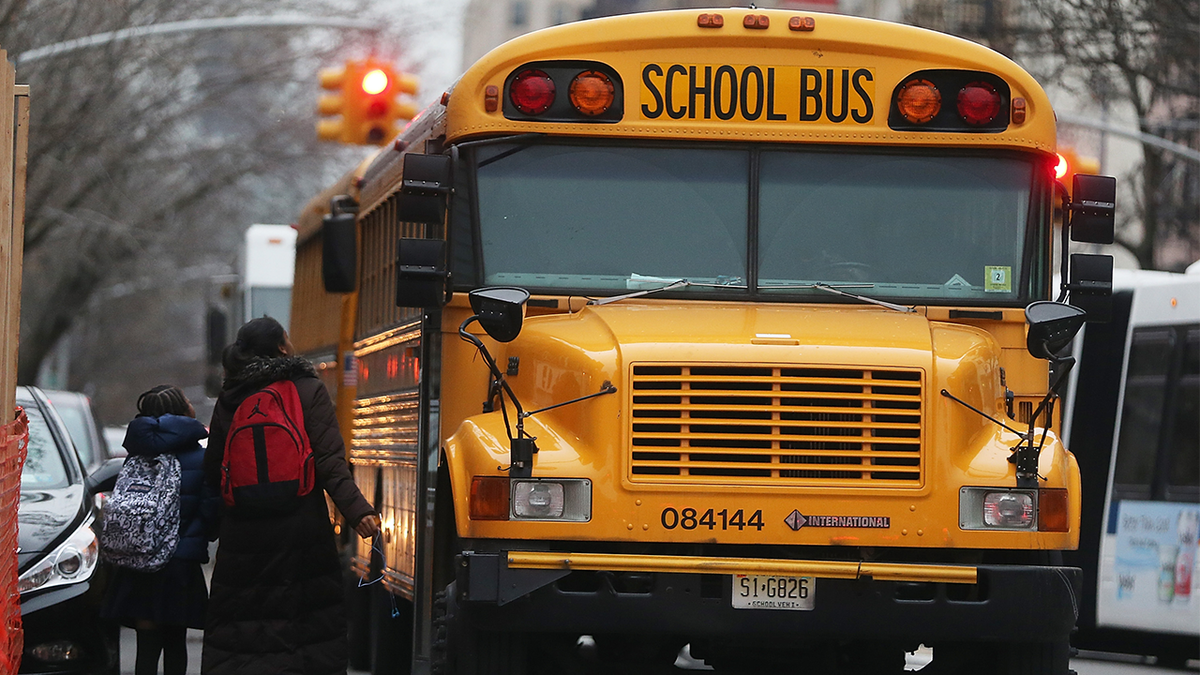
<box><xmin>432</xmin><ymin>581</ymin><xmax>526</xmax><ymax>675</ymax></box>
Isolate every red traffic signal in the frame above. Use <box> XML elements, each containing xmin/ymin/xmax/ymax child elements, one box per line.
<box><xmin>317</xmin><ymin>59</ymin><xmax>420</xmax><ymax>145</ymax></box>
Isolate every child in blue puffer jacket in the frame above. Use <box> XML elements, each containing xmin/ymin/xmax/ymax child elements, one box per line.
<box><xmin>100</xmin><ymin>385</ymin><xmax>219</xmax><ymax>675</ymax></box>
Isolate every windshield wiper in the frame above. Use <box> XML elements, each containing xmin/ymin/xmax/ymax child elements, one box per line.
<box><xmin>760</xmin><ymin>282</ymin><xmax>915</xmax><ymax>313</ymax></box>
<box><xmin>589</xmin><ymin>275</ymin><xmax>745</xmax><ymax>306</ymax></box>
<box><xmin>812</xmin><ymin>283</ymin><xmax>915</xmax><ymax>313</ymax></box>
<box><xmin>590</xmin><ymin>279</ymin><xmax>689</xmax><ymax>305</ymax></box>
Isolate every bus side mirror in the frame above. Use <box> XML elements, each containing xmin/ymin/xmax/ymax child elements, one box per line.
<box><xmin>396</xmin><ymin>153</ymin><xmax>452</xmax><ymax>225</ymax></box>
<box><xmin>322</xmin><ymin>195</ymin><xmax>358</xmax><ymax>293</ymax></box>
<box><xmin>1068</xmin><ymin>253</ymin><xmax>1113</xmax><ymax>323</ymax></box>
<box><xmin>1025</xmin><ymin>301</ymin><xmax>1086</xmax><ymax>360</ymax></box>
<box><xmin>468</xmin><ymin>287</ymin><xmax>530</xmax><ymax>343</ymax></box>
<box><xmin>1068</xmin><ymin>174</ymin><xmax>1116</xmax><ymax>244</ymax></box>
<box><xmin>396</xmin><ymin>238</ymin><xmax>448</xmax><ymax>309</ymax></box>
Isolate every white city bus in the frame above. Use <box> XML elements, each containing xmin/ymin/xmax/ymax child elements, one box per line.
<box><xmin>1061</xmin><ymin>265</ymin><xmax>1199</xmax><ymax>667</ymax></box>
<box><xmin>242</xmin><ymin>223</ymin><xmax>297</xmax><ymax>326</ymax></box>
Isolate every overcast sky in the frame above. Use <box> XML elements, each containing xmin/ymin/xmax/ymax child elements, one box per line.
<box><xmin>388</xmin><ymin>0</ymin><xmax>469</xmax><ymax>109</ymax></box>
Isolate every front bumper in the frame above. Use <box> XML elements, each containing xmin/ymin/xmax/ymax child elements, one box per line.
<box><xmin>459</xmin><ymin>550</ymin><xmax>1081</xmax><ymax>643</ymax></box>
<box><xmin>19</xmin><ymin>579</ymin><xmax>117</xmax><ymax>674</ymax></box>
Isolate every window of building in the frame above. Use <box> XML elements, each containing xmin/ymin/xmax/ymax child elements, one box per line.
<box><xmin>511</xmin><ymin>0</ymin><xmax>529</xmax><ymax>27</ymax></box>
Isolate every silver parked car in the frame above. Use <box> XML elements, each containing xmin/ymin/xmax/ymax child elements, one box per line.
<box><xmin>42</xmin><ymin>390</ymin><xmax>112</xmax><ymax>473</ymax></box>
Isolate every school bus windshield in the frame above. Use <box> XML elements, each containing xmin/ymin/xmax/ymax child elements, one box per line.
<box><xmin>470</xmin><ymin>141</ymin><xmax>1044</xmax><ymax>303</ymax></box>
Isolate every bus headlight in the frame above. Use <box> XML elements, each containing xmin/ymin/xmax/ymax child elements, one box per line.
<box><xmin>959</xmin><ymin>488</ymin><xmax>1037</xmax><ymax>531</ymax></box>
<box><xmin>511</xmin><ymin>479</ymin><xmax>591</xmax><ymax>522</ymax></box>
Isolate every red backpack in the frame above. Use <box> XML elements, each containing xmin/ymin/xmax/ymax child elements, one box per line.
<box><xmin>221</xmin><ymin>380</ymin><xmax>316</xmax><ymax>510</ymax></box>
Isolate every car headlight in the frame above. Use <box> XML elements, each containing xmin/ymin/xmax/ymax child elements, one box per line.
<box><xmin>18</xmin><ymin>516</ymin><xmax>99</xmax><ymax>595</ymax></box>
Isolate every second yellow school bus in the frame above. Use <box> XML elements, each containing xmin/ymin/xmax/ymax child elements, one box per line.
<box><xmin>291</xmin><ymin>8</ymin><xmax>1117</xmax><ymax>674</ymax></box>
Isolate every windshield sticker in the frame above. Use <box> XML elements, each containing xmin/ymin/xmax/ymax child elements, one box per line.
<box><xmin>640</xmin><ymin>64</ymin><xmax>875</xmax><ymax>124</ymax></box>
<box><xmin>785</xmin><ymin>510</ymin><xmax>891</xmax><ymax>531</ymax></box>
<box><xmin>985</xmin><ymin>266</ymin><xmax>1012</xmax><ymax>292</ymax></box>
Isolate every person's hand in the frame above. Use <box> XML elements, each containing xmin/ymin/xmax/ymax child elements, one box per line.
<box><xmin>356</xmin><ymin>514</ymin><xmax>381</xmax><ymax>539</ymax></box>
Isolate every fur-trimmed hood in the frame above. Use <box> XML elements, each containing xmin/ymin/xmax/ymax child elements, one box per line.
<box><xmin>220</xmin><ymin>356</ymin><xmax>317</xmax><ymax>406</ymax></box>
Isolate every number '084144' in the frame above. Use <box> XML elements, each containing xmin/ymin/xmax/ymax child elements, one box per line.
<box><xmin>661</xmin><ymin>507</ymin><xmax>764</xmax><ymax>531</ymax></box>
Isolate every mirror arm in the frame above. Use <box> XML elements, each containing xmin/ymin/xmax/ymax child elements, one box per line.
<box><xmin>458</xmin><ymin>316</ymin><xmax>528</xmax><ymax>427</ymax></box>
<box><xmin>1010</xmin><ymin>353</ymin><xmax>1076</xmax><ymax>488</ymax></box>
<box><xmin>1057</xmin><ymin>183</ymin><xmax>1071</xmax><ymax>303</ymax></box>
<box><xmin>459</xmin><ymin>315</ymin><xmax>538</xmax><ymax>478</ymax></box>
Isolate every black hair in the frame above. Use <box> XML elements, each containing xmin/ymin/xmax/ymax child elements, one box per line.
<box><xmin>222</xmin><ymin>316</ymin><xmax>287</xmax><ymax>378</ymax></box>
<box><xmin>137</xmin><ymin>385</ymin><xmax>192</xmax><ymax>418</ymax></box>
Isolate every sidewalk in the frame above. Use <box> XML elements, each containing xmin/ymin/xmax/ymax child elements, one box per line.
<box><xmin>116</xmin><ymin>627</ymin><xmax>371</xmax><ymax>674</ymax></box>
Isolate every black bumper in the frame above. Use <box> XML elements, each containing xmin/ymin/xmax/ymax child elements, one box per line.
<box><xmin>458</xmin><ymin>552</ymin><xmax>1081</xmax><ymax>644</ymax></box>
<box><xmin>19</xmin><ymin>579</ymin><xmax>118</xmax><ymax>674</ymax></box>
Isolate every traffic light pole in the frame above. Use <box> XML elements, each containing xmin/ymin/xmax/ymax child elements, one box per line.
<box><xmin>15</xmin><ymin>15</ymin><xmax>381</xmax><ymax>65</ymax></box>
<box><xmin>1058</xmin><ymin>112</ymin><xmax>1200</xmax><ymax>164</ymax></box>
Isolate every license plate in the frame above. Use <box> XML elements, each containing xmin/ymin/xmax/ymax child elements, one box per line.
<box><xmin>731</xmin><ymin>574</ymin><xmax>815</xmax><ymax>611</ymax></box>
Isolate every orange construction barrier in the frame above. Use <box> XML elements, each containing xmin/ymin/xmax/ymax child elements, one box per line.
<box><xmin>0</xmin><ymin>409</ymin><xmax>28</xmax><ymax>674</ymax></box>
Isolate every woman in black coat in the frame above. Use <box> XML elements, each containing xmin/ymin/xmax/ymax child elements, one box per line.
<box><xmin>201</xmin><ymin>317</ymin><xmax>380</xmax><ymax>675</ymax></box>
<box><xmin>101</xmin><ymin>385</ymin><xmax>218</xmax><ymax>675</ymax></box>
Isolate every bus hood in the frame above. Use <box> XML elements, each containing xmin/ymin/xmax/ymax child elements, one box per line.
<box><xmin>503</xmin><ymin>300</ymin><xmax>1005</xmax><ymax>445</ymax></box>
<box><xmin>510</xmin><ymin>301</ymin><xmax>953</xmax><ymax>388</ymax></box>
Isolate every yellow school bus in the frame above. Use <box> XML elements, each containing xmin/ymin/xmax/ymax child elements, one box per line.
<box><xmin>292</xmin><ymin>8</ymin><xmax>1118</xmax><ymax>674</ymax></box>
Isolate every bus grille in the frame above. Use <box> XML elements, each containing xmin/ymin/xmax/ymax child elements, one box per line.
<box><xmin>629</xmin><ymin>364</ymin><xmax>923</xmax><ymax>487</ymax></box>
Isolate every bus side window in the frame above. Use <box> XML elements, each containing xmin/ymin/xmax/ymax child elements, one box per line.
<box><xmin>1165</xmin><ymin>327</ymin><xmax>1200</xmax><ymax>503</ymax></box>
<box><xmin>1113</xmin><ymin>327</ymin><xmax>1175</xmax><ymax>501</ymax></box>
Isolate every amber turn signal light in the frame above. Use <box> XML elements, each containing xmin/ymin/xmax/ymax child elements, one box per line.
<box><xmin>1038</xmin><ymin>488</ymin><xmax>1070</xmax><ymax>532</ymax></box>
<box><xmin>896</xmin><ymin>79</ymin><xmax>941</xmax><ymax>124</ymax></box>
<box><xmin>569</xmin><ymin>70</ymin><xmax>615</xmax><ymax>116</ymax></box>
<box><xmin>469</xmin><ymin>476</ymin><xmax>510</xmax><ymax>520</ymax></box>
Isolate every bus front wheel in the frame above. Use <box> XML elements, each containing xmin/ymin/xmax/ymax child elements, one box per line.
<box><xmin>431</xmin><ymin>581</ymin><xmax>527</xmax><ymax>675</ymax></box>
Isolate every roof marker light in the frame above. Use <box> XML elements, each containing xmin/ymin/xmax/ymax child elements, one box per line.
<box><xmin>1011</xmin><ymin>97</ymin><xmax>1026</xmax><ymax>124</ymax></box>
<box><xmin>744</xmin><ymin>14</ymin><xmax>769</xmax><ymax>29</ymax></box>
<box><xmin>789</xmin><ymin>16</ymin><xmax>816</xmax><ymax>31</ymax></box>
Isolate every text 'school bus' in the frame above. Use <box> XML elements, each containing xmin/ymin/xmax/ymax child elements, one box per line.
<box><xmin>289</xmin><ymin>8</ymin><xmax>1119</xmax><ymax>675</ymax></box>
<box><xmin>1061</xmin><ymin>268</ymin><xmax>1199</xmax><ymax>669</ymax></box>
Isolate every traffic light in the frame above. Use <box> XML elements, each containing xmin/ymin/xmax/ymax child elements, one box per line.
<box><xmin>317</xmin><ymin>58</ymin><xmax>420</xmax><ymax>145</ymax></box>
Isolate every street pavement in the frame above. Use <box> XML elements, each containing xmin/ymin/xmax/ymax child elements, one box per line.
<box><xmin>116</xmin><ymin>629</ymin><xmax>1193</xmax><ymax>675</ymax></box>
<box><xmin>116</xmin><ymin>627</ymin><xmax>372</xmax><ymax>674</ymax></box>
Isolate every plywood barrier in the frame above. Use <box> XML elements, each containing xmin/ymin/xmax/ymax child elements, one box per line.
<box><xmin>0</xmin><ymin>48</ymin><xmax>30</xmax><ymax>674</ymax></box>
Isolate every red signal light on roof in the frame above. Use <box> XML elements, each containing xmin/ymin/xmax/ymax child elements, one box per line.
<box><xmin>510</xmin><ymin>69</ymin><xmax>555</xmax><ymax>115</ymax></box>
<box><xmin>957</xmin><ymin>81</ymin><xmax>1001</xmax><ymax>126</ymax></box>
<box><xmin>362</xmin><ymin>69</ymin><xmax>389</xmax><ymax>95</ymax></box>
